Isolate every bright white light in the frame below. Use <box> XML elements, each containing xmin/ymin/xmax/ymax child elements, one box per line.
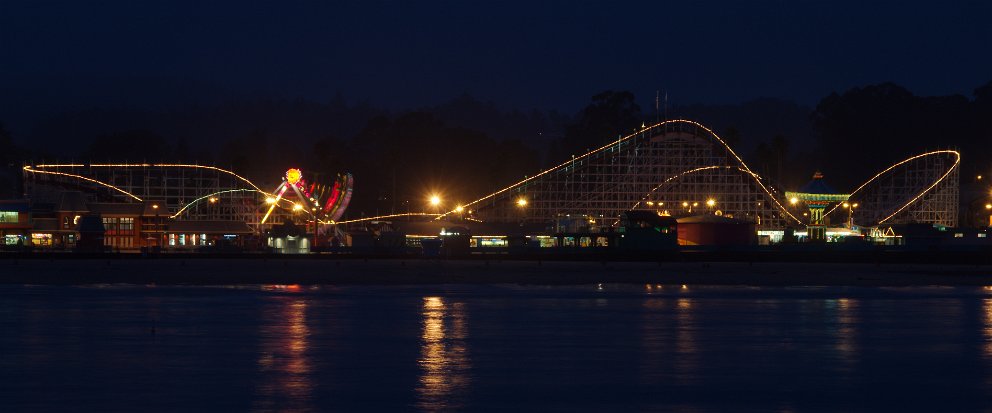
<box><xmin>429</xmin><ymin>195</ymin><xmax>441</xmax><ymax>206</ymax></box>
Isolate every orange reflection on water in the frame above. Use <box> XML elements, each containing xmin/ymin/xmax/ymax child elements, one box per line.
<box><xmin>416</xmin><ymin>296</ymin><xmax>470</xmax><ymax>411</ymax></box>
<box><xmin>640</xmin><ymin>299</ymin><xmax>668</xmax><ymax>385</ymax></box>
<box><xmin>675</xmin><ymin>297</ymin><xmax>698</xmax><ymax>384</ymax></box>
<box><xmin>254</xmin><ymin>298</ymin><xmax>313</xmax><ymax>412</ymax></box>
<box><xmin>834</xmin><ymin>298</ymin><xmax>859</xmax><ymax>369</ymax></box>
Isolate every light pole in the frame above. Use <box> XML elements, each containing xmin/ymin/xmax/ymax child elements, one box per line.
<box><xmin>516</xmin><ymin>197</ymin><xmax>527</xmax><ymax>224</ymax></box>
<box><xmin>843</xmin><ymin>202</ymin><xmax>858</xmax><ymax>229</ymax></box>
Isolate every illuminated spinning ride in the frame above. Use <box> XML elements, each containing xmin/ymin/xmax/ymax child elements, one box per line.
<box><xmin>260</xmin><ymin>168</ymin><xmax>354</xmax><ymax>225</ymax></box>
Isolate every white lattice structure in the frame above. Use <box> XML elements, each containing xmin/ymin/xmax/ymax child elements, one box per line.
<box><xmin>454</xmin><ymin>120</ymin><xmax>802</xmax><ymax>229</ymax></box>
<box><xmin>825</xmin><ymin>151</ymin><xmax>960</xmax><ymax>227</ymax></box>
<box><xmin>22</xmin><ymin>164</ymin><xmax>270</xmax><ymax>226</ymax></box>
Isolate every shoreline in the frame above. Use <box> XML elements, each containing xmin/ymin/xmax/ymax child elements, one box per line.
<box><xmin>2</xmin><ymin>257</ymin><xmax>991</xmax><ymax>286</ymax></box>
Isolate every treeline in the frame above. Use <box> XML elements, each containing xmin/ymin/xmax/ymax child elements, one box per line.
<box><xmin>2</xmin><ymin>81</ymin><xmax>991</xmax><ymax>217</ymax></box>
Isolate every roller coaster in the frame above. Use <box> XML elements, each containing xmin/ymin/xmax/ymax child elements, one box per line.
<box><xmin>21</xmin><ymin>119</ymin><xmax>961</xmax><ymax>232</ymax></box>
<box><xmin>442</xmin><ymin>120</ymin><xmax>960</xmax><ymax>230</ymax></box>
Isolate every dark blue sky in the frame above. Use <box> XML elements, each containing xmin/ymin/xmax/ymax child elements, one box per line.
<box><xmin>2</xmin><ymin>0</ymin><xmax>991</xmax><ymax>112</ymax></box>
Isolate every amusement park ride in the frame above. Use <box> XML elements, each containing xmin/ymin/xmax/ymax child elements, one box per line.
<box><xmin>260</xmin><ymin>168</ymin><xmax>354</xmax><ymax>225</ymax></box>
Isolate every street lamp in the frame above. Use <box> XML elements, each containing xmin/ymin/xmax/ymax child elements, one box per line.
<box><xmin>844</xmin><ymin>202</ymin><xmax>858</xmax><ymax>228</ymax></box>
<box><xmin>516</xmin><ymin>198</ymin><xmax>527</xmax><ymax>207</ymax></box>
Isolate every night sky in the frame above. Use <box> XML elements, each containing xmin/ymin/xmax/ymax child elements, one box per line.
<box><xmin>3</xmin><ymin>0</ymin><xmax>990</xmax><ymax>115</ymax></box>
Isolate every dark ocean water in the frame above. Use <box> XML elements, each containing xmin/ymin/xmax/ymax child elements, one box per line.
<box><xmin>2</xmin><ymin>283</ymin><xmax>992</xmax><ymax>412</ymax></box>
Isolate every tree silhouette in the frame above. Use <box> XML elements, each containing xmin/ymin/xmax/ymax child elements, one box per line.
<box><xmin>551</xmin><ymin>90</ymin><xmax>642</xmax><ymax>161</ymax></box>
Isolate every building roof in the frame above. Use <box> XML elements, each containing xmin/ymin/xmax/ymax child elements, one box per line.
<box><xmin>142</xmin><ymin>201</ymin><xmax>167</xmax><ymax>216</ymax></box>
<box><xmin>77</xmin><ymin>215</ymin><xmax>105</xmax><ymax>233</ymax></box>
<box><xmin>796</xmin><ymin>171</ymin><xmax>847</xmax><ymax>196</ymax></box>
<box><xmin>32</xmin><ymin>218</ymin><xmax>60</xmax><ymax>231</ymax></box>
<box><xmin>391</xmin><ymin>220</ymin><xmax>545</xmax><ymax>237</ymax></box>
<box><xmin>677</xmin><ymin>214</ymin><xmax>752</xmax><ymax>224</ymax></box>
<box><xmin>57</xmin><ymin>191</ymin><xmax>89</xmax><ymax>212</ymax></box>
<box><xmin>269</xmin><ymin>220</ymin><xmax>308</xmax><ymax>237</ymax></box>
<box><xmin>168</xmin><ymin>220</ymin><xmax>255</xmax><ymax>234</ymax></box>
<box><xmin>88</xmin><ymin>203</ymin><xmax>145</xmax><ymax>216</ymax></box>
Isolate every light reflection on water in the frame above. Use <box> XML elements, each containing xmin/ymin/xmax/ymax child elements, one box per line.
<box><xmin>674</xmin><ymin>297</ymin><xmax>699</xmax><ymax>385</ymax></box>
<box><xmin>834</xmin><ymin>297</ymin><xmax>858</xmax><ymax>370</ymax></box>
<box><xmin>3</xmin><ymin>285</ymin><xmax>992</xmax><ymax>411</ymax></box>
<box><xmin>416</xmin><ymin>297</ymin><xmax>471</xmax><ymax>412</ymax></box>
<box><xmin>253</xmin><ymin>297</ymin><xmax>313</xmax><ymax>412</ymax></box>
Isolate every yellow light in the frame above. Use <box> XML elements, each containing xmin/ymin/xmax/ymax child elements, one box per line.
<box><xmin>293</xmin><ymin>203</ymin><xmax>303</xmax><ymax>211</ymax></box>
<box><xmin>152</xmin><ymin>204</ymin><xmax>159</xmax><ymax>209</ymax></box>
<box><xmin>516</xmin><ymin>198</ymin><xmax>528</xmax><ymax>207</ymax></box>
<box><xmin>209</xmin><ymin>197</ymin><xmax>218</xmax><ymax>203</ymax></box>
<box><xmin>986</xmin><ymin>204</ymin><xmax>992</xmax><ymax>210</ymax></box>
<box><xmin>843</xmin><ymin>202</ymin><xmax>850</xmax><ymax>208</ymax></box>
<box><xmin>455</xmin><ymin>205</ymin><xmax>464</xmax><ymax>213</ymax></box>
<box><xmin>266</xmin><ymin>197</ymin><xmax>276</xmax><ymax>204</ymax></box>
<box><xmin>852</xmin><ymin>203</ymin><xmax>858</xmax><ymax>208</ymax></box>
<box><xmin>429</xmin><ymin>195</ymin><xmax>441</xmax><ymax>206</ymax></box>
<box><xmin>682</xmin><ymin>201</ymin><xmax>689</xmax><ymax>207</ymax></box>
<box><xmin>706</xmin><ymin>199</ymin><xmax>715</xmax><ymax>207</ymax></box>
<box><xmin>646</xmin><ymin>201</ymin><xmax>654</xmax><ymax>206</ymax></box>
<box><xmin>790</xmin><ymin>197</ymin><xmax>799</xmax><ymax>205</ymax></box>
<box><xmin>692</xmin><ymin>202</ymin><xmax>698</xmax><ymax>207</ymax></box>
<box><xmin>285</xmin><ymin>168</ymin><xmax>303</xmax><ymax>185</ymax></box>
<box><xmin>979</xmin><ymin>175</ymin><xmax>983</xmax><ymax>180</ymax></box>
